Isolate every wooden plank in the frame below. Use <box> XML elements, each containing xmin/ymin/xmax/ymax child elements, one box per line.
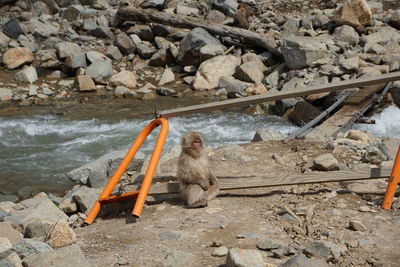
<box><xmin>344</xmin><ymin>84</ymin><xmax>384</xmax><ymax>105</ymax></box>
<box><xmin>159</xmin><ymin>72</ymin><xmax>400</xmax><ymax>118</ymax></box>
<box><xmin>148</xmin><ymin>168</ymin><xmax>391</xmax><ymax>195</ymax></box>
<box><xmin>116</xmin><ymin>7</ymin><xmax>280</xmax><ymax>56</ymax></box>
<box><xmin>308</xmin><ymin>83</ymin><xmax>386</xmax><ymax>138</ymax></box>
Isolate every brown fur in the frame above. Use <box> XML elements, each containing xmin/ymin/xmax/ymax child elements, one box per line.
<box><xmin>176</xmin><ymin>132</ymin><xmax>219</xmax><ymax>208</ymax></box>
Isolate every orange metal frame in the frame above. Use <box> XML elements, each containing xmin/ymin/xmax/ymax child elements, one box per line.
<box><xmin>382</xmin><ymin>145</ymin><xmax>400</xmax><ymax>209</ymax></box>
<box><xmin>84</xmin><ymin>118</ymin><xmax>169</xmax><ymax>224</ymax></box>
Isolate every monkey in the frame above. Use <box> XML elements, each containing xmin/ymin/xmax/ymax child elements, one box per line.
<box><xmin>235</xmin><ymin>2</ymin><xmax>256</xmax><ymax>29</ymax></box>
<box><xmin>176</xmin><ymin>132</ymin><xmax>219</xmax><ymax>208</ymax></box>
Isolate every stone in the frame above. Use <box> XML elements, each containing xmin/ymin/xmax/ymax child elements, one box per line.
<box><xmin>313</xmin><ymin>153</ymin><xmax>339</xmax><ymax>171</ymax></box>
<box><xmin>0</xmin><ymin>32</ymin><xmax>11</xmax><ymax>48</ymax></box>
<box><xmin>3</xmin><ymin>18</ymin><xmax>23</xmax><ymax>39</ymax></box>
<box><xmin>47</xmin><ymin>222</ymin><xmax>76</xmax><ymax>248</ymax></box>
<box><xmin>2</xmin><ymin>252</ymin><xmax>22</xmax><ymax>267</ymax></box>
<box><xmin>199</xmin><ymin>44</ymin><xmax>225</xmax><ymax>62</ymax></box>
<box><xmin>245</xmin><ymin>84</ymin><xmax>268</xmax><ymax>95</ymax></box>
<box><xmin>234</xmin><ymin>61</ymin><xmax>264</xmax><ymax>84</ymax></box>
<box><xmin>15</xmin><ymin>66</ymin><xmax>38</xmax><ymax>84</ymax></box>
<box><xmin>339</xmin><ymin>56</ymin><xmax>359</xmax><ymax>72</ymax></box>
<box><xmin>5</xmin><ymin>195</ymin><xmax>68</xmax><ymax>228</ymax></box>
<box><xmin>288</xmin><ymin>101</ymin><xmax>321</xmax><ymax>126</ymax></box>
<box><xmin>334</xmin><ymin>25</ymin><xmax>360</xmax><ymax>46</ymax></box>
<box><xmin>22</xmin><ymin>244</ymin><xmax>90</xmax><ymax>267</ymax></box>
<box><xmin>110</xmin><ymin>70</ymin><xmax>137</xmax><ymax>89</ymax></box>
<box><xmin>251</xmin><ymin>128</ymin><xmax>284</xmax><ymax>142</ymax></box>
<box><xmin>156</xmin><ymin>87</ymin><xmax>176</xmax><ymax>96</ymax></box>
<box><xmin>64</xmin><ymin>53</ymin><xmax>87</xmax><ymax>70</ymax></box>
<box><xmin>390</xmin><ymin>10</ymin><xmax>400</xmax><ymax>29</ymax></box>
<box><xmin>86</xmin><ymin>51</ymin><xmax>111</xmax><ymax>64</ymax></box>
<box><xmin>211</xmin><ymin>0</ymin><xmax>238</xmax><ymax>17</ymax></box>
<box><xmin>312</xmin><ymin>14</ymin><xmax>330</xmax><ymax>29</ymax></box>
<box><xmin>14</xmin><ymin>239</ymin><xmax>53</xmax><ymax>258</ymax></box>
<box><xmin>72</xmin><ymin>187</ymin><xmax>102</xmax><ymax>214</ymax></box>
<box><xmin>35</xmin><ymin>49</ymin><xmax>61</xmax><ymax>69</ymax></box>
<box><xmin>344</xmin><ymin>130</ymin><xmax>369</xmax><ymax>143</ymax></box>
<box><xmin>0</xmin><ymin>88</ymin><xmax>13</xmax><ymax>101</ymax></box>
<box><xmin>265</xmin><ymin>70</ymin><xmax>280</xmax><ymax>88</ymax></box>
<box><xmin>88</xmin><ymin>27</ymin><xmax>113</xmax><ymax>39</ymax></box>
<box><xmin>149</xmin><ymin>48</ymin><xmax>174</xmax><ymax>67</ymax></box>
<box><xmin>363</xmin><ymin>146</ymin><xmax>387</xmax><ymax>164</ymax></box>
<box><xmin>128</xmin><ymin>25</ymin><xmax>154</xmax><ymax>41</ymax></box>
<box><xmin>226</xmin><ymin>248</ymin><xmax>265</xmax><ymax>267</ymax></box>
<box><xmin>55</xmin><ymin>42</ymin><xmax>82</xmax><ymax>59</ymax></box>
<box><xmin>86</xmin><ymin>60</ymin><xmax>113</xmax><ymax>83</ymax></box>
<box><xmin>193</xmin><ymin>55</ymin><xmax>240</xmax><ymax>90</ymax></box>
<box><xmin>23</xmin><ymin>218</ymin><xmax>51</xmax><ymax>239</ymax></box>
<box><xmin>83</xmin><ymin>18</ymin><xmax>97</xmax><ymax>32</ymax></box>
<box><xmin>241</xmin><ymin>53</ymin><xmax>267</xmax><ymax>71</ymax></box>
<box><xmin>136</xmin><ymin>43</ymin><xmax>157</xmax><ymax>59</ymax></box>
<box><xmin>75</xmin><ymin>75</ymin><xmax>97</xmax><ymax>92</ymax></box>
<box><xmin>62</xmin><ymin>5</ymin><xmax>82</xmax><ymax>22</ymax></box>
<box><xmin>0</xmin><ymin>237</ymin><xmax>12</xmax><ymax>258</ymax></box>
<box><xmin>176</xmin><ymin>4</ymin><xmax>200</xmax><ymax>16</ymax></box>
<box><xmin>334</xmin><ymin>0</ymin><xmax>372</xmax><ymax>27</ymax></box>
<box><xmin>212</xmin><ymin>246</ymin><xmax>228</xmax><ymax>257</ymax></box>
<box><xmin>206</xmin><ymin>10</ymin><xmax>225</xmax><ymax>23</ymax></box>
<box><xmin>257</xmin><ymin>239</ymin><xmax>282</xmax><ymax>251</ymax></box>
<box><xmin>105</xmin><ymin>45</ymin><xmax>123</xmax><ymax>60</ymax></box>
<box><xmin>304</xmin><ymin>241</ymin><xmax>333</xmax><ymax>261</ymax></box>
<box><xmin>0</xmin><ymin>222</ymin><xmax>23</xmax><ymax>245</ymax></box>
<box><xmin>177</xmin><ymin>27</ymin><xmax>226</xmax><ymax>66</ymax></box>
<box><xmin>282</xmin><ymin>36</ymin><xmax>334</xmax><ymax>70</ymax></box>
<box><xmin>349</xmin><ymin>220</ymin><xmax>367</xmax><ymax>231</ymax></box>
<box><xmin>115</xmin><ymin>86</ymin><xmax>136</xmax><ymax>98</ymax></box>
<box><xmin>140</xmin><ymin>0</ymin><xmax>165</xmax><ymax>10</ymax></box>
<box><xmin>218</xmin><ymin>76</ymin><xmax>252</xmax><ymax>95</ymax></box>
<box><xmin>281</xmin><ymin>254</ymin><xmax>329</xmax><ymax>267</ymax></box>
<box><xmin>162</xmin><ymin>250</ymin><xmax>193</xmax><ymax>267</ymax></box>
<box><xmin>149</xmin><ymin>24</ymin><xmax>172</xmax><ymax>37</ymax></box>
<box><xmin>3</xmin><ymin>47</ymin><xmax>34</xmax><ymax>69</ymax></box>
<box><xmin>158</xmin><ymin>68</ymin><xmax>175</xmax><ymax>86</ymax></box>
<box><xmin>115</xmin><ymin>32</ymin><xmax>136</xmax><ymax>55</ymax></box>
<box><xmin>59</xmin><ymin>198</ymin><xmax>77</xmax><ymax>214</ymax></box>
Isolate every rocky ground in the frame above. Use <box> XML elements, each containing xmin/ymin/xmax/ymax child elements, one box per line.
<box><xmin>1</xmin><ymin>0</ymin><xmax>400</xmax><ymax>266</ymax></box>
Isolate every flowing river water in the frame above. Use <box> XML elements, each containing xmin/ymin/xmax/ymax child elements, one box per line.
<box><xmin>1</xmin><ymin>105</ymin><xmax>400</xmax><ymax>195</ymax></box>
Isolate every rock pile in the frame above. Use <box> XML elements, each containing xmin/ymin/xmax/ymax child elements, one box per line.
<box><xmin>0</xmin><ymin>0</ymin><xmax>399</xmax><ymax>117</ymax></box>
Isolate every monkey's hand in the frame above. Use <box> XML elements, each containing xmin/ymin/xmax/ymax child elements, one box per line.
<box><xmin>199</xmin><ymin>180</ymin><xmax>209</xmax><ymax>191</ymax></box>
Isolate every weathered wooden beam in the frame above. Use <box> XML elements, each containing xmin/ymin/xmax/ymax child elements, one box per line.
<box><xmin>148</xmin><ymin>168</ymin><xmax>391</xmax><ymax>195</ymax></box>
<box><xmin>160</xmin><ymin>72</ymin><xmax>400</xmax><ymax>118</ymax></box>
<box><xmin>116</xmin><ymin>7</ymin><xmax>280</xmax><ymax>56</ymax></box>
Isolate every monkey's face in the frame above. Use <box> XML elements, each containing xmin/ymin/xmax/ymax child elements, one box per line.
<box><xmin>191</xmin><ymin>138</ymin><xmax>202</xmax><ymax>153</ymax></box>
<box><xmin>182</xmin><ymin>132</ymin><xmax>204</xmax><ymax>158</ymax></box>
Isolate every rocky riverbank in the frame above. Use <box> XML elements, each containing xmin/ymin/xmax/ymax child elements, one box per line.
<box><xmin>1</xmin><ymin>0</ymin><xmax>400</xmax><ymax>266</ymax></box>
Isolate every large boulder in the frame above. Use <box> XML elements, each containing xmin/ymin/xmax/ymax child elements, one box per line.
<box><xmin>0</xmin><ymin>222</ymin><xmax>23</xmax><ymax>246</ymax></box>
<box><xmin>47</xmin><ymin>222</ymin><xmax>76</xmax><ymax>248</ymax></box>
<box><xmin>234</xmin><ymin>61</ymin><xmax>264</xmax><ymax>84</ymax></box>
<box><xmin>15</xmin><ymin>66</ymin><xmax>38</xmax><ymax>84</ymax></box>
<box><xmin>218</xmin><ymin>76</ymin><xmax>252</xmax><ymax>95</ymax></box>
<box><xmin>115</xmin><ymin>32</ymin><xmax>136</xmax><ymax>55</ymax></box>
<box><xmin>333</xmin><ymin>0</ymin><xmax>372</xmax><ymax>27</ymax></box>
<box><xmin>192</xmin><ymin>55</ymin><xmax>240</xmax><ymax>90</ymax></box>
<box><xmin>55</xmin><ymin>41</ymin><xmax>82</xmax><ymax>59</ymax></box>
<box><xmin>210</xmin><ymin>0</ymin><xmax>238</xmax><ymax>17</ymax></box>
<box><xmin>85</xmin><ymin>60</ymin><xmax>113</xmax><ymax>83</ymax></box>
<box><xmin>226</xmin><ymin>248</ymin><xmax>265</xmax><ymax>267</ymax></box>
<box><xmin>3</xmin><ymin>47</ymin><xmax>34</xmax><ymax>69</ymax></box>
<box><xmin>282</xmin><ymin>36</ymin><xmax>334</xmax><ymax>70</ymax></box>
<box><xmin>333</xmin><ymin>25</ymin><xmax>360</xmax><ymax>46</ymax></box>
<box><xmin>14</xmin><ymin>239</ymin><xmax>53</xmax><ymax>259</ymax></box>
<box><xmin>361</xmin><ymin>26</ymin><xmax>400</xmax><ymax>46</ymax></box>
<box><xmin>110</xmin><ymin>70</ymin><xmax>137</xmax><ymax>88</ymax></box>
<box><xmin>177</xmin><ymin>27</ymin><xmax>226</xmax><ymax>66</ymax></box>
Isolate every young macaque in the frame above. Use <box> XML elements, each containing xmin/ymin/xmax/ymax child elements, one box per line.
<box><xmin>176</xmin><ymin>132</ymin><xmax>219</xmax><ymax>208</ymax></box>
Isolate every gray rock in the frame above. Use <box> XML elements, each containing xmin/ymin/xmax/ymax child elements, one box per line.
<box><xmin>86</xmin><ymin>51</ymin><xmax>110</xmax><ymax>64</ymax></box>
<box><xmin>140</xmin><ymin>0</ymin><xmax>165</xmax><ymax>10</ymax></box>
<box><xmin>105</xmin><ymin>45</ymin><xmax>123</xmax><ymax>60</ymax></box>
<box><xmin>72</xmin><ymin>187</ymin><xmax>102</xmax><ymax>214</ymax></box>
<box><xmin>226</xmin><ymin>248</ymin><xmax>265</xmax><ymax>267</ymax></box>
<box><xmin>64</xmin><ymin>52</ymin><xmax>87</xmax><ymax>70</ymax></box>
<box><xmin>89</xmin><ymin>27</ymin><xmax>113</xmax><ymax>39</ymax></box>
<box><xmin>257</xmin><ymin>239</ymin><xmax>282</xmax><ymax>251</ymax></box>
<box><xmin>162</xmin><ymin>250</ymin><xmax>193</xmax><ymax>267</ymax></box>
<box><xmin>158</xmin><ymin>68</ymin><xmax>175</xmax><ymax>86</ymax></box>
<box><xmin>313</xmin><ymin>153</ymin><xmax>339</xmax><ymax>171</ymax></box>
<box><xmin>128</xmin><ymin>25</ymin><xmax>154</xmax><ymax>41</ymax></box>
<box><xmin>58</xmin><ymin>198</ymin><xmax>77</xmax><ymax>214</ymax></box>
<box><xmin>361</xmin><ymin>27</ymin><xmax>400</xmax><ymax>46</ymax></box>
<box><xmin>349</xmin><ymin>220</ymin><xmax>367</xmax><ymax>231</ymax></box>
<box><xmin>1</xmin><ymin>252</ymin><xmax>22</xmax><ymax>267</ymax></box>
<box><xmin>149</xmin><ymin>24</ymin><xmax>172</xmax><ymax>37</ymax></box>
<box><xmin>85</xmin><ymin>60</ymin><xmax>113</xmax><ymax>83</ymax></box>
<box><xmin>62</xmin><ymin>5</ymin><xmax>83</xmax><ymax>22</ymax></box>
<box><xmin>136</xmin><ymin>43</ymin><xmax>157</xmax><ymax>59</ymax></box>
<box><xmin>334</xmin><ymin>25</ymin><xmax>360</xmax><ymax>46</ymax></box>
<box><xmin>312</xmin><ymin>14</ymin><xmax>330</xmax><ymax>28</ymax></box>
<box><xmin>176</xmin><ymin>4</ymin><xmax>200</xmax><ymax>16</ymax></box>
<box><xmin>22</xmin><ymin>244</ymin><xmax>90</xmax><ymax>267</ymax></box>
<box><xmin>3</xmin><ymin>18</ymin><xmax>23</xmax><ymax>39</ymax></box>
<box><xmin>282</xmin><ymin>36</ymin><xmax>334</xmax><ymax>70</ymax></box>
<box><xmin>0</xmin><ymin>32</ymin><xmax>11</xmax><ymax>49</ymax></box>
<box><xmin>23</xmin><ymin>218</ymin><xmax>51</xmax><ymax>239</ymax></box>
<box><xmin>282</xmin><ymin>18</ymin><xmax>300</xmax><ymax>35</ymax></box>
<box><xmin>15</xmin><ymin>66</ymin><xmax>38</xmax><ymax>84</ymax></box>
<box><xmin>115</xmin><ymin>86</ymin><xmax>136</xmax><ymax>98</ymax></box>
<box><xmin>288</xmin><ymin>101</ymin><xmax>321</xmax><ymax>126</ymax></box>
<box><xmin>218</xmin><ymin>76</ymin><xmax>252</xmax><ymax>95</ymax></box>
<box><xmin>0</xmin><ymin>88</ymin><xmax>13</xmax><ymax>101</ymax></box>
<box><xmin>234</xmin><ymin>61</ymin><xmax>264</xmax><ymax>84</ymax></box>
<box><xmin>363</xmin><ymin>146</ymin><xmax>387</xmax><ymax>164</ymax></box>
<box><xmin>55</xmin><ymin>41</ymin><xmax>82</xmax><ymax>59</ymax></box>
<box><xmin>35</xmin><ymin>49</ymin><xmax>61</xmax><ymax>69</ymax></box>
<box><xmin>304</xmin><ymin>241</ymin><xmax>333</xmax><ymax>261</ymax></box>
<box><xmin>199</xmin><ymin>44</ymin><xmax>225</xmax><ymax>62</ymax></box>
<box><xmin>339</xmin><ymin>56</ymin><xmax>359</xmax><ymax>72</ymax></box>
<box><xmin>210</xmin><ymin>0</ymin><xmax>238</xmax><ymax>17</ymax></box>
<box><xmin>206</xmin><ymin>10</ymin><xmax>225</xmax><ymax>23</ymax></box>
<box><xmin>28</xmin><ymin>18</ymin><xmax>58</xmax><ymax>38</ymax></box>
<box><xmin>0</xmin><ymin>222</ymin><xmax>23</xmax><ymax>245</ymax></box>
<box><xmin>252</xmin><ymin>128</ymin><xmax>284</xmax><ymax>142</ymax></box>
<box><xmin>212</xmin><ymin>246</ymin><xmax>228</xmax><ymax>257</ymax></box>
<box><xmin>13</xmin><ymin>239</ymin><xmax>53</xmax><ymax>258</ymax></box>
<box><xmin>115</xmin><ymin>32</ymin><xmax>136</xmax><ymax>55</ymax></box>
<box><xmin>0</xmin><ymin>237</ymin><xmax>12</xmax><ymax>258</ymax></box>
<box><xmin>83</xmin><ymin>18</ymin><xmax>97</xmax><ymax>32</ymax></box>
<box><xmin>177</xmin><ymin>27</ymin><xmax>226</xmax><ymax>66</ymax></box>
<box><xmin>156</xmin><ymin>87</ymin><xmax>176</xmax><ymax>96</ymax></box>
<box><xmin>281</xmin><ymin>253</ymin><xmax>329</xmax><ymax>267</ymax></box>
<box><xmin>149</xmin><ymin>48</ymin><xmax>174</xmax><ymax>67</ymax></box>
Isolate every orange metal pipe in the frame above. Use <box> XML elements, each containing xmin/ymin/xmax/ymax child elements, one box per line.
<box><xmin>84</xmin><ymin>118</ymin><xmax>169</xmax><ymax>224</ymax></box>
<box><xmin>382</xmin><ymin>146</ymin><xmax>400</xmax><ymax>209</ymax></box>
<box><xmin>133</xmin><ymin>118</ymin><xmax>169</xmax><ymax>217</ymax></box>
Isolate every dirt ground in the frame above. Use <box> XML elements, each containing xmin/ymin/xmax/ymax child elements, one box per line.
<box><xmin>75</xmin><ymin>140</ymin><xmax>400</xmax><ymax>267</ymax></box>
